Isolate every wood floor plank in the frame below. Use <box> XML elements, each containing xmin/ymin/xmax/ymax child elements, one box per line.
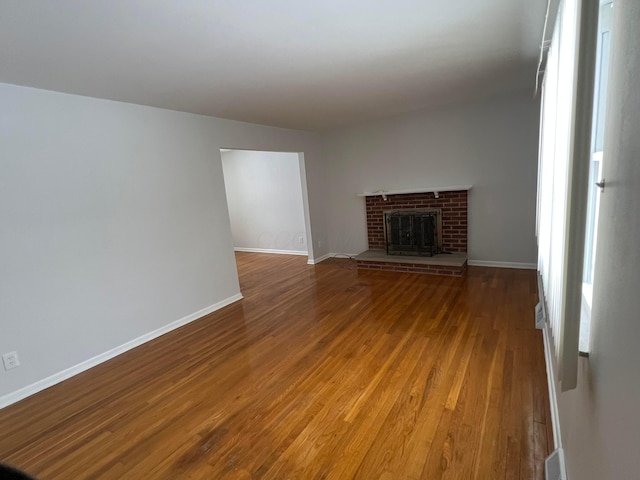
<box><xmin>0</xmin><ymin>253</ymin><xmax>552</xmax><ymax>479</ymax></box>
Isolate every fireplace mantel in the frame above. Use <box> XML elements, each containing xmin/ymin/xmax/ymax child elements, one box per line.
<box><xmin>356</xmin><ymin>185</ymin><xmax>472</xmax><ymax>198</ymax></box>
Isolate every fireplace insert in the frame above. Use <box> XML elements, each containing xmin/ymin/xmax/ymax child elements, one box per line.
<box><xmin>384</xmin><ymin>209</ymin><xmax>442</xmax><ymax>256</ymax></box>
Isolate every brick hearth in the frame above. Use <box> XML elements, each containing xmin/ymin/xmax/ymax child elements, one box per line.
<box><xmin>356</xmin><ymin>260</ymin><xmax>467</xmax><ymax>276</ymax></box>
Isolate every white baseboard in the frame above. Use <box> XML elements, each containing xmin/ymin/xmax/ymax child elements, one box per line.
<box><xmin>542</xmin><ymin>322</ymin><xmax>562</xmax><ymax>450</ymax></box>
<box><xmin>234</xmin><ymin>247</ymin><xmax>307</xmax><ymax>256</ymax></box>
<box><xmin>0</xmin><ymin>293</ymin><xmax>243</xmax><ymax>410</ymax></box>
<box><xmin>308</xmin><ymin>253</ymin><xmax>331</xmax><ymax>265</ymax></box>
<box><xmin>468</xmin><ymin>260</ymin><xmax>537</xmax><ymax>269</ymax></box>
<box><xmin>538</xmin><ymin>270</ymin><xmax>561</xmax><ymax>450</ymax></box>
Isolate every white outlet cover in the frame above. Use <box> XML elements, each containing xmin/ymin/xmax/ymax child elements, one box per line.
<box><xmin>2</xmin><ymin>351</ymin><xmax>20</xmax><ymax>370</ymax></box>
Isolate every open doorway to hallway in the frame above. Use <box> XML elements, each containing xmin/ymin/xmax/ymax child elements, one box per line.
<box><xmin>220</xmin><ymin>149</ymin><xmax>313</xmax><ymax>268</ymax></box>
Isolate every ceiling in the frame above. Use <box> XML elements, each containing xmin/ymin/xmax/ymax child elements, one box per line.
<box><xmin>0</xmin><ymin>0</ymin><xmax>546</xmax><ymax>130</ymax></box>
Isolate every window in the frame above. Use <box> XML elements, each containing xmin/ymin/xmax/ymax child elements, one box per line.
<box><xmin>580</xmin><ymin>1</ymin><xmax>613</xmax><ymax>354</ymax></box>
<box><xmin>537</xmin><ymin>0</ymin><xmax>600</xmax><ymax>391</ymax></box>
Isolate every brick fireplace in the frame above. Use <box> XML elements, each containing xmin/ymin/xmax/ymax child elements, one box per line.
<box><xmin>355</xmin><ymin>188</ymin><xmax>470</xmax><ymax>276</ymax></box>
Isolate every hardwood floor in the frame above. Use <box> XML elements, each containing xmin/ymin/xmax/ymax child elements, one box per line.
<box><xmin>0</xmin><ymin>253</ymin><xmax>552</xmax><ymax>479</ymax></box>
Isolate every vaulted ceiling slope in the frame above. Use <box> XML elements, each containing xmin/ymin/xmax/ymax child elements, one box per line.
<box><xmin>0</xmin><ymin>0</ymin><xmax>546</xmax><ymax>130</ymax></box>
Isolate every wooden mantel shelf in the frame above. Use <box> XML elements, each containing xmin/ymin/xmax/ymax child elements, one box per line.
<box><xmin>356</xmin><ymin>185</ymin><xmax>472</xmax><ymax>198</ymax></box>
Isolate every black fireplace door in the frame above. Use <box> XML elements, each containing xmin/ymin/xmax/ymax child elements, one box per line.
<box><xmin>386</xmin><ymin>211</ymin><xmax>439</xmax><ymax>256</ymax></box>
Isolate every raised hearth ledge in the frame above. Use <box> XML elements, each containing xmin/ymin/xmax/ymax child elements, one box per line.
<box><xmin>356</xmin><ymin>185</ymin><xmax>472</xmax><ymax>197</ymax></box>
<box><xmin>355</xmin><ymin>249</ymin><xmax>467</xmax><ymax>267</ymax></box>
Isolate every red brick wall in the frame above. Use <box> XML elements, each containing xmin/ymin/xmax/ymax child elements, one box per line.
<box><xmin>365</xmin><ymin>190</ymin><xmax>468</xmax><ymax>253</ymax></box>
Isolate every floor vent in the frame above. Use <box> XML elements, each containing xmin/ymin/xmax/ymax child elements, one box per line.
<box><xmin>535</xmin><ymin>301</ymin><xmax>546</xmax><ymax>330</ymax></box>
<box><xmin>545</xmin><ymin>447</ymin><xmax>567</xmax><ymax>480</ymax></box>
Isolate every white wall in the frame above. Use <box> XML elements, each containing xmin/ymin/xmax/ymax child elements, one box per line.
<box><xmin>221</xmin><ymin>150</ymin><xmax>308</xmax><ymax>254</ymax></box>
<box><xmin>322</xmin><ymin>90</ymin><xmax>540</xmax><ymax>264</ymax></box>
<box><xmin>556</xmin><ymin>2</ymin><xmax>640</xmax><ymax>478</ymax></box>
<box><xmin>0</xmin><ymin>79</ymin><xmax>543</xmax><ymax>405</ymax></box>
<box><xmin>0</xmin><ymin>83</ymin><xmax>327</xmax><ymax>403</ymax></box>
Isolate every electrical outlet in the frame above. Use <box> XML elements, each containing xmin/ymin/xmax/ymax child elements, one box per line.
<box><xmin>2</xmin><ymin>351</ymin><xmax>20</xmax><ymax>371</ymax></box>
<box><xmin>297</xmin><ymin>235</ymin><xmax>305</xmax><ymax>245</ymax></box>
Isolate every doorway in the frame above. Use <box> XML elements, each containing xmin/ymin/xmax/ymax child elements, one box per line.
<box><xmin>220</xmin><ymin>149</ymin><xmax>314</xmax><ymax>264</ymax></box>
